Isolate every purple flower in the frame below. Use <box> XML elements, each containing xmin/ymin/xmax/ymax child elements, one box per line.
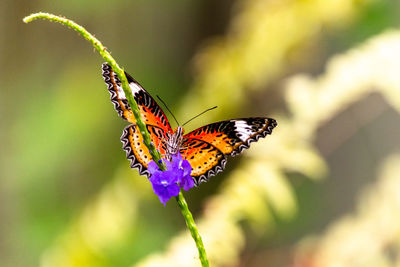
<box><xmin>171</xmin><ymin>154</ymin><xmax>194</xmax><ymax>191</ymax></box>
<box><xmin>148</xmin><ymin>154</ymin><xmax>194</xmax><ymax>205</ymax></box>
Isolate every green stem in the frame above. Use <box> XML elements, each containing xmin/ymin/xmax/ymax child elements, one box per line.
<box><xmin>23</xmin><ymin>12</ymin><xmax>209</xmax><ymax>266</ymax></box>
<box><xmin>176</xmin><ymin>192</ymin><xmax>209</xmax><ymax>267</ymax></box>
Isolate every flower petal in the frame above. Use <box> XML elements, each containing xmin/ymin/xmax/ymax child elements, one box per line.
<box><xmin>179</xmin><ymin>174</ymin><xmax>195</xmax><ymax>191</ymax></box>
<box><xmin>151</xmin><ymin>179</ymin><xmax>180</xmax><ymax>205</ymax></box>
<box><xmin>164</xmin><ymin>170</ymin><xmax>180</xmax><ymax>183</ymax></box>
<box><xmin>165</xmin><ymin>159</ymin><xmax>174</xmax><ymax>171</ymax></box>
<box><xmin>171</xmin><ymin>153</ymin><xmax>182</xmax><ymax>169</ymax></box>
<box><xmin>167</xmin><ymin>183</ymin><xmax>180</xmax><ymax>198</ymax></box>
<box><xmin>149</xmin><ymin>171</ymin><xmax>162</xmax><ymax>183</ymax></box>
<box><xmin>157</xmin><ymin>190</ymin><xmax>171</xmax><ymax>206</ymax></box>
<box><xmin>147</xmin><ymin>161</ymin><xmax>160</xmax><ymax>174</ymax></box>
<box><xmin>181</xmin><ymin>159</ymin><xmax>192</xmax><ymax>176</ymax></box>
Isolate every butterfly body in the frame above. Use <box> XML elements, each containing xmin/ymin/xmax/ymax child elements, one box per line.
<box><xmin>165</xmin><ymin>126</ymin><xmax>184</xmax><ymax>159</ymax></box>
<box><xmin>102</xmin><ymin>63</ymin><xmax>277</xmax><ymax>185</ymax></box>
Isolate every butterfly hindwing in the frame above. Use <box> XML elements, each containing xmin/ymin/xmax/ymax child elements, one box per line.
<box><xmin>102</xmin><ymin>63</ymin><xmax>172</xmax><ymax>134</ymax></box>
<box><xmin>181</xmin><ymin>139</ymin><xmax>227</xmax><ymax>185</ymax></box>
<box><xmin>182</xmin><ymin>118</ymin><xmax>277</xmax><ymax>184</ymax></box>
<box><xmin>121</xmin><ymin>124</ymin><xmax>168</xmax><ymax>177</ymax></box>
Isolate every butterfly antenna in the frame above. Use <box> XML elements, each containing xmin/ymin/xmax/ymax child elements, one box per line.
<box><xmin>156</xmin><ymin>95</ymin><xmax>180</xmax><ymax>126</ymax></box>
<box><xmin>182</xmin><ymin>106</ymin><xmax>218</xmax><ymax>127</ymax></box>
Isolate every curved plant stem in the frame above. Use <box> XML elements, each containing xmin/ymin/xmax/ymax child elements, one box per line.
<box><xmin>23</xmin><ymin>12</ymin><xmax>209</xmax><ymax>267</ymax></box>
<box><xmin>176</xmin><ymin>192</ymin><xmax>209</xmax><ymax>266</ymax></box>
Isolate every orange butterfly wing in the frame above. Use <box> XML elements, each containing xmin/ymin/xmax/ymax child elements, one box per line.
<box><xmin>102</xmin><ymin>63</ymin><xmax>172</xmax><ymax>176</ymax></box>
<box><xmin>181</xmin><ymin>139</ymin><xmax>227</xmax><ymax>184</ymax></box>
<box><xmin>102</xmin><ymin>63</ymin><xmax>172</xmax><ymax>133</ymax></box>
<box><xmin>121</xmin><ymin>124</ymin><xmax>168</xmax><ymax>177</ymax></box>
<box><xmin>181</xmin><ymin>118</ymin><xmax>277</xmax><ymax>185</ymax></box>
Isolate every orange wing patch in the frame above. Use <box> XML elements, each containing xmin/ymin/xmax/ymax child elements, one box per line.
<box><xmin>186</xmin><ymin>131</ymin><xmax>234</xmax><ymax>154</ymax></box>
<box><xmin>181</xmin><ymin>139</ymin><xmax>227</xmax><ymax>185</ymax></box>
<box><xmin>102</xmin><ymin>63</ymin><xmax>172</xmax><ymax>134</ymax></box>
<box><xmin>121</xmin><ymin>124</ymin><xmax>168</xmax><ymax>177</ymax></box>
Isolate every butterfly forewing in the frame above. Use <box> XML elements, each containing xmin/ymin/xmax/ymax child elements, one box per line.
<box><xmin>102</xmin><ymin>63</ymin><xmax>173</xmax><ymax>134</ymax></box>
<box><xmin>181</xmin><ymin>118</ymin><xmax>277</xmax><ymax>184</ymax></box>
<box><xmin>182</xmin><ymin>118</ymin><xmax>277</xmax><ymax>155</ymax></box>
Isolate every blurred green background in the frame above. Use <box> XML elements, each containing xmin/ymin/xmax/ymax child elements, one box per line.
<box><xmin>1</xmin><ymin>0</ymin><xmax>400</xmax><ymax>266</ymax></box>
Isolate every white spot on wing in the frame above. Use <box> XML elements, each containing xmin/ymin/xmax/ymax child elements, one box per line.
<box><xmin>113</xmin><ymin>75</ymin><xmax>142</xmax><ymax>100</ymax></box>
<box><xmin>234</xmin><ymin>120</ymin><xmax>253</xmax><ymax>141</ymax></box>
<box><xmin>129</xmin><ymin>82</ymin><xmax>142</xmax><ymax>95</ymax></box>
<box><xmin>116</xmin><ymin>85</ymin><xmax>127</xmax><ymax>99</ymax></box>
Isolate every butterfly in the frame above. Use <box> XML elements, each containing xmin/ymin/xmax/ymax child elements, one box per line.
<box><xmin>102</xmin><ymin>63</ymin><xmax>277</xmax><ymax>186</ymax></box>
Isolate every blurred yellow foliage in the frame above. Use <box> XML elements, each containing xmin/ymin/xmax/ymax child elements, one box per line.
<box><xmin>286</xmin><ymin>30</ymin><xmax>400</xmax><ymax>138</ymax></box>
<box><xmin>290</xmin><ymin>30</ymin><xmax>400</xmax><ymax>267</ymax></box>
<box><xmin>41</xmin><ymin>169</ymin><xmax>139</xmax><ymax>267</ymax></box>
<box><xmin>295</xmin><ymin>155</ymin><xmax>400</xmax><ymax>267</ymax></box>
<box><xmin>180</xmin><ymin>0</ymin><xmax>369</xmax><ymax>120</ymax></box>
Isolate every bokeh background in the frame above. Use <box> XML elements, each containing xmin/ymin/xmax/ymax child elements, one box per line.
<box><xmin>1</xmin><ymin>0</ymin><xmax>400</xmax><ymax>266</ymax></box>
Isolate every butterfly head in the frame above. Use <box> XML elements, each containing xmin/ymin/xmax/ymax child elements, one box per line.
<box><xmin>174</xmin><ymin>126</ymin><xmax>184</xmax><ymax>136</ymax></box>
